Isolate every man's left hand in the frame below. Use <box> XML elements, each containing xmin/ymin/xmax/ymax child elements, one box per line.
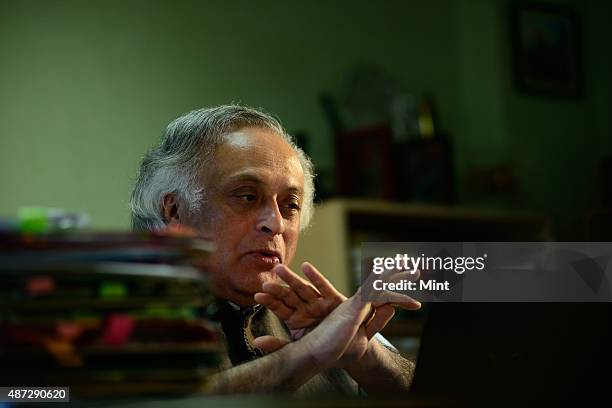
<box><xmin>253</xmin><ymin>262</ymin><xmax>419</xmax><ymax>368</ymax></box>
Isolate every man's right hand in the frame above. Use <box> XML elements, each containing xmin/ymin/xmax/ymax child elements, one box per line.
<box><xmin>254</xmin><ymin>262</ymin><xmax>346</xmax><ymax>341</ymax></box>
<box><xmin>265</xmin><ymin>289</ymin><xmax>378</xmax><ymax>371</ymax></box>
<box><xmin>253</xmin><ymin>262</ymin><xmax>420</xmax><ymax>370</ymax></box>
<box><xmin>205</xmin><ymin>264</ymin><xmax>421</xmax><ymax>393</ymax></box>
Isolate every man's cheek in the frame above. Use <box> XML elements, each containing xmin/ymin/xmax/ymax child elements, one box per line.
<box><xmin>284</xmin><ymin>235</ymin><xmax>299</xmax><ymax>264</ymax></box>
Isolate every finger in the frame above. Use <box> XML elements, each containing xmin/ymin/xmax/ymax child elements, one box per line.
<box><xmin>362</xmin><ymin>259</ymin><xmax>419</xmax><ymax>289</ymax></box>
<box><xmin>252</xmin><ymin>335</ymin><xmax>290</xmax><ymax>353</ymax></box>
<box><xmin>373</xmin><ymin>291</ymin><xmax>422</xmax><ymax>311</ymax></box>
<box><xmin>359</xmin><ymin>269</ymin><xmax>422</xmax><ymax>310</ymax></box>
<box><xmin>261</xmin><ymin>281</ymin><xmax>305</xmax><ymax>309</ymax></box>
<box><xmin>291</xmin><ymin>327</ymin><xmax>310</xmax><ymax>341</ymax></box>
<box><xmin>302</xmin><ymin>262</ymin><xmax>346</xmax><ymax>300</ymax></box>
<box><xmin>365</xmin><ymin>305</ymin><xmax>395</xmax><ymax>339</ymax></box>
<box><xmin>274</xmin><ymin>264</ymin><xmax>321</xmax><ymax>302</ymax></box>
<box><xmin>254</xmin><ymin>292</ymin><xmax>295</xmax><ymax>321</ymax></box>
<box><xmin>389</xmin><ymin>269</ymin><xmax>420</xmax><ymax>283</ymax></box>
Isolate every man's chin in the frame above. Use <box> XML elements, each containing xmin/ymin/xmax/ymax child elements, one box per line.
<box><xmin>258</xmin><ymin>268</ymin><xmax>280</xmax><ymax>284</ymax></box>
<box><xmin>219</xmin><ymin>271</ymin><xmax>278</xmax><ymax>306</ymax></box>
<box><xmin>247</xmin><ymin>270</ymin><xmax>279</xmax><ymax>294</ymax></box>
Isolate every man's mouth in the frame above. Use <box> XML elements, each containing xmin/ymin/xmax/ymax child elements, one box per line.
<box><xmin>245</xmin><ymin>249</ymin><xmax>282</xmax><ymax>266</ymax></box>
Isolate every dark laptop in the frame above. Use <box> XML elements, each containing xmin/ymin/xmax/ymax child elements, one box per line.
<box><xmin>411</xmin><ymin>302</ymin><xmax>612</xmax><ymax>402</ymax></box>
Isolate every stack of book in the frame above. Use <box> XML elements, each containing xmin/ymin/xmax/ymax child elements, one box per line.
<box><xmin>0</xmin><ymin>228</ymin><xmax>222</xmax><ymax>397</ymax></box>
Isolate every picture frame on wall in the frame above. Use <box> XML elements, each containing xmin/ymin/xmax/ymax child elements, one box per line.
<box><xmin>511</xmin><ymin>3</ymin><xmax>582</xmax><ymax>98</ymax></box>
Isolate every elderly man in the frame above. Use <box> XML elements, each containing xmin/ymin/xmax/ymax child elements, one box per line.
<box><xmin>129</xmin><ymin>105</ymin><xmax>420</xmax><ymax>394</ymax></box>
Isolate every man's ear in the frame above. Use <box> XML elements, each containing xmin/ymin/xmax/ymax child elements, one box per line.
<box><xmin>162</xmin><ymin>193</ymin><xmax>181</xmax><ymax>225</ymax></box>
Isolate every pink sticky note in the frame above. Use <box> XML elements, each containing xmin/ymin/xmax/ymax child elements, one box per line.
<box><xmin>102</xmin><ymin>314</ymin><xmax>135</xmax><ymax>346</ymax></box>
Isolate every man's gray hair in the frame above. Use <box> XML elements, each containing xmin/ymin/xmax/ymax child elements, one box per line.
<box><xmin>129</xmin><ymin>105</ymin><xmax>315</xmax><ymax>232</ymax></box>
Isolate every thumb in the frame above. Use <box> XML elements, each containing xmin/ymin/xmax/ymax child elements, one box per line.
<box><xmin>252</xmin><ymin>335</ymin><xmax>290</xmax><ymax>353</ymax></box>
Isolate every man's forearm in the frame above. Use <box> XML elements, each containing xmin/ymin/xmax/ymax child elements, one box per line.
<box><xmin>204</xmin><ymin>340</ymin><xmax>320</xmax><ymax>394</ymax></box>
<box><xmin>345</xmin><ymin>339</ymin><xmax>415</xmax><ymax>394</ymax></box>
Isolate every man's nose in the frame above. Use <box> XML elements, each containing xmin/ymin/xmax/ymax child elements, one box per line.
<box><xmin>256</xmin><ymin>201</ymin><xmax>284</xmax><ymax>235</ymax></box>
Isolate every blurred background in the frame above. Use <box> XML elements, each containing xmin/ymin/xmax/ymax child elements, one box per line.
<box><xmin>1</xmin><ymin>0</ymin><xmax>612</xmax><ymax>403</ymax></box>
<box><xmin>0</xmin><ymin>0</ymin><xmax>610</xmax><ymax>239</ymax></box>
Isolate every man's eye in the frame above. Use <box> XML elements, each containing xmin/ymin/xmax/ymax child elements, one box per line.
<box><xmin>239</xmin><ymin>194</ymin><xmax>257</xmax><ymax>203</ymax></box>
<box><xmin>285</xmin><ymin>202</ymin><xmax>301</xmax><ymax>212</ymax></box>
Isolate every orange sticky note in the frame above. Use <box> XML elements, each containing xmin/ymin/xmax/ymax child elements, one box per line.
<box><xmin>56</xmin><ymin>322</ymin><xmax>85</xmax><ymax>342</ymax></box>
<box><xmin>26</xmin><ymin>275</ymin><xmax>55</xmax><ymax>295</ymax></box>
<box><xmin>43</xmin><ymin>338</ymin><xmax>83</xmax><ymax>367</ymax></box>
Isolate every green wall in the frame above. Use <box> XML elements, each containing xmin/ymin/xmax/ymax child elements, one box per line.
<box><xmin>0</xmin><ymin>0</ymin><xmax>610</xmax><ymax>237</ymax></box>
<box><xmin>453</xmin><ymin>0</ymin><xmax>612</xmax><ymax>237</ymax></box>
<box><xmin>0</xmin><ymin>0</ymin><xmax>460</xmax><ymax>228</ymax></box>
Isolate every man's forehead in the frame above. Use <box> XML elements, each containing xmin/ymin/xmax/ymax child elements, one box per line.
<box><xmin>222</xmin><ymin>128</ymin><xmax>293</xmax><ymax>154</ymax></box>
<box><xmin>203</xmin><ymin>127</ymin><xmax>305</xmax><ymax>189</ymax></box>
<box><xmin>223</xmin><ymin>130</ymin><xmax>259</xmax><ymax>149</ymax></box>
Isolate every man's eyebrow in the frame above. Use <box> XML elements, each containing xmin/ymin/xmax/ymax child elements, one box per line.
<box><xmin>224</xmin><ymin>172</ymin><xmax>303</xmax><ymax>195</ymax></box>
<box><xmin>225</xmin><ymin>172</ymin><xmax>265</xmax><ymax>185</ymax></box>
<box><xmin>285</xmin><ymin>187</ymin><xmax>303</xmax><ymax>197</ymax></box>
